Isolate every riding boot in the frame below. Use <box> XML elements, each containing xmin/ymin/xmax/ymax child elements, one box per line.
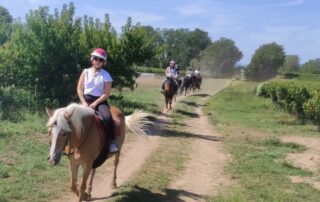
<box><xmin>102</xmin><ymin>119</ymin><xmax>119</xmax><ymax>153</ymax></box>
<box><xmin>108</xmin><ymin>121</ymin><xmax>118</xmax><ymax>153</ymax></box>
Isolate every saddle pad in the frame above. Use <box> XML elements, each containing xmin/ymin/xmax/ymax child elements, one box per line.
<box><xmin>92</xmin><ymin>143</ymin><xmax>109</xmax><ymax>168</ymax></box>
<box><xmin>92</xmin><ymin>114</ymin><xmax>109</xmax><ymax>168</ymax></box>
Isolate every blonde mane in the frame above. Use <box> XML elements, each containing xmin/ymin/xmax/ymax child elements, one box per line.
<box><xmin>46</xmin><ymin>103</ymin><xmax>95</xmax><ymax>136</ymax></box>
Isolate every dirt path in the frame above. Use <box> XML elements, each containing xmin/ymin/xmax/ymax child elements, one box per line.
<box><xmin>169</xmin><ymin>79</ymin><xmax>233</xmax><ymax>201</ymax></box>
<box><xmin>281</xmin><ymin>136</ymin><xmax>320</xmax><ymax>190</ymax></box>
<box><xmin>54</xmin><ymin>78</ymin><xmax>231</xmax><ymax>202</ymax></box>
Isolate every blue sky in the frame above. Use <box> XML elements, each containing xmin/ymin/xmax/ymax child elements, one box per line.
<box><xmin>0</xmin><ymin>0</ymin><xmax>319</xmax><ymax>65</ymax></box>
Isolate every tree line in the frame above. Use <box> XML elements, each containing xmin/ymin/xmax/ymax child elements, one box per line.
<box><xmin>0</xmin><ymin>2</ymin><xmax>319</xmax><ymax>108</ymax></box>
<box><xmin>0</xmin><ymin>3</ymin><xmax>214</xmax><ymax>107</ymax></box>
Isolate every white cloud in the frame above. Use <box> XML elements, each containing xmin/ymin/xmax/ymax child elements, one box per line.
<box><xmin>251</xmin><ymin>25</ymin><xmax>312</xmax><ymax>42</ymax></box>
<box><xmin>260</xmin><ymin>0</ymin><xmax>305</xmax><ymax>8</ymax></box>
<box><xmin>176</xmin><ymin>1</ymin><xmax>209</xmax><ymax>16</ymax></box>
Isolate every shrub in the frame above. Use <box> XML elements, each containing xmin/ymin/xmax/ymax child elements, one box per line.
<box><xmin>258</xmin><ymin>80</ymin><xmax>320</xmax><ymax>125</ymax></box>
<box><xmin>0</xmin><ymin>86</ymin><xmax>39</xmax><ymax>120</ymax></box>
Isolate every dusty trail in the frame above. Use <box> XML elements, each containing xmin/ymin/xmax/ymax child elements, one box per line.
<box><xmin>169</xmin><ymin>79</ymin><xmax>233</xmax><ymax>201</ymax></box>
<box><xmin>53</xmin><ymin>77</ymin><xmax>232</xmax><ymax>202</ymax></box>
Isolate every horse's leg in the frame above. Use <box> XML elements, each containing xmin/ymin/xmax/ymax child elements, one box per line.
<box><xmin>69</xmin><ymin>159</ymin><xmax>80</xmax><ymax>196</ymax></box>
<box><xmin>85</xmin><ymin>168</ymin><xmax>96</xmax><ymax>200</ymax></box>
<box><xmin>79</xmin><ymin>163</ymin><xmax>91</xmax><ymax>202</ymax></box>
<box><xmin>111</xmin><ymin>153</ymin><xmax>120</xmax><ymax>189</ymax></box>
<box><xmin>165</xmin><ymin>97</ymin><xmax>168</xmax><ymax>109</ymax></box>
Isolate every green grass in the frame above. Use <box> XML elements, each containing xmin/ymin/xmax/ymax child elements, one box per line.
<box><xmin>0</xmin><ymin>113</ymin><xmax>69</xmax><ymax>202</ymax></box>
<box><xmin>111</xmin><ymin>85</ymin><xmax>163</xmax><ymax>115</ymax></box>
<box><xmin>108</xmin><ymin>95</ymin><xmax>203</xmax><ymax>202</ymax></box>
<box><xmin>205</xmin><ymin>82</ymin><xmax>319</xmax><ymax>136</ymax></box>
<box><xmin>204</xmin><ymin>81</ymin><xmax>320</xmax><ymax>202</ymax></box>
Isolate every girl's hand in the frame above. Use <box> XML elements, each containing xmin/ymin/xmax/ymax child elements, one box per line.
<box><xmin>82</xmin><ymin>101</ymin><xmax>88</xmax><ymax>107</ymax></box>
<box><xmin>89</xmin><ymin>102</ymin><xmax>97</xmax><ymax>109</ymax></box>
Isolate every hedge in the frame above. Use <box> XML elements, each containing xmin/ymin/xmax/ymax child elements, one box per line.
<box><xmin>258</xmin><ymin>80</ymin><xmax>320</xmax><ymax>126</ymax></box>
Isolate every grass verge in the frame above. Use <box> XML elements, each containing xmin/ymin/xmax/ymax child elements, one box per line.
<box><xmin>204</xmin><ymin>81</ymin><xmax>320</xmax><ymax>202</ymax></box>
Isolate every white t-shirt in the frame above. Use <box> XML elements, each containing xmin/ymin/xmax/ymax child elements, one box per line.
<box><xmin>83</xmin><ymin>68</ymin><xmax>113</xmax><ymax>97</ymax></box>
<box><xmin>166</xmin><ymin>66</ymin><xmax>177</xmax><ymax>77</ymax></box>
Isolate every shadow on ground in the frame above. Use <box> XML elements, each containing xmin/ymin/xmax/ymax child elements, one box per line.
<box><xmin>191</xmin><ymin>93</ymin><xmax>209</xmax><ymax>97</ymax></box>
<box><xmin>105</xmin><ymin>185</ymin><xmax>204</xmax><ymax>202</ymax></box>
<box><xmin>146</xmin><ymin>117</ymin><xmax>222</xmax><ymax>142</ymax></box>
<box><xmin>175</xmin><ymin>109</ymin><xmax>200</xmax><ymax>118</ymax></box>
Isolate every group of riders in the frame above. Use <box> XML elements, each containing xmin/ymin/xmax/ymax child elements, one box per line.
<box><xmin>161</xmin><ymin>60</ymin><xmax>202</xmax><ymax>95</ymax></box>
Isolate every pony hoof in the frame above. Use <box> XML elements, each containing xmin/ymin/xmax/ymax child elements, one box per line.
<box><xmin>71</xmin><ymin>188</ymin><xmax>79</xmax><ymax>196</ymax></box>
<box><xmin>83</xmin><ymin>192</ymin><xmax>91</xmax><ymax>201</ymax></box>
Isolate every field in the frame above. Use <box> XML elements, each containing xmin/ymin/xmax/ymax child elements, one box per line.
<box><xmin>205</xmin><ymin>81</ymin><xmax>320</xmax><ymax>201</ymax></box>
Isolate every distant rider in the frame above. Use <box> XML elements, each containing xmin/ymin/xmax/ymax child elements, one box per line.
<box><xmin>186</xmin><ymin>67</ymin><xmax>193</xmax><ymax>78</ymax></box>
<box><xmin>194</xmin><ymin>67</ymin><xmax>201</xmax><ymax>77</ymax></box>
<box><xmin>161</xmin><ymin>60</ymin><xmax>178</xmax><ymax>93</ymax></box>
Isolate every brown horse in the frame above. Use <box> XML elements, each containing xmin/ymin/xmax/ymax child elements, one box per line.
<box><xmin>163</xmin><ymin>78</ymin><xmax>177</xmax><ymax>110</ymax></box>
<box><xmin>192</xmin><ymin>75</ymin><xmax>202</xmax><ymax>93</ymax></box>
<box><xmin>46</xmin><ymin>103</ymin><xmax>150</xmax><ymax>202</ymax></box>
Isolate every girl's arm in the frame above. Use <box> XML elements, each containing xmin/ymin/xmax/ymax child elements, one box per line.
<box><xmin>77</xmin><ymin>71</ymin><xmax>88</xmax><ymax>106</ymax></box>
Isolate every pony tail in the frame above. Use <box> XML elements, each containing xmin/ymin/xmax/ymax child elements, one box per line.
<box><xmin>125</xmin><ymin>110</ymin><xmax>153</xmax><ymax>137</ymax></box>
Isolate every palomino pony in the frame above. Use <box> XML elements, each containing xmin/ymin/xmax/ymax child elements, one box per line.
<box><xmin>46</xmin><ymin>103</ymin><xmax>150</xmax><ymax>202</ymax></box>
<box><xmin>163</xmin><ymin>78</ymin><xmax>177</xmax><ymax>110</ymax></box>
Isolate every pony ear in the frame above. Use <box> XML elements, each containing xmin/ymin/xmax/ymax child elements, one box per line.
<box><xmin>46</xmin><ymin>108</ymin><xmax>54</xmax><ymax>117</ymax></box>
<box><xmin>64</xmin><ymin>108</ymin><xmax>75</xmax><ymax>120</ymax></box>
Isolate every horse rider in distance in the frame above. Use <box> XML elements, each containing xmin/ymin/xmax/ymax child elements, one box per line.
<box><xmin>161</xmin><ymin>60</ymin><xmax>179</xmax><ymax>94</ymax></box>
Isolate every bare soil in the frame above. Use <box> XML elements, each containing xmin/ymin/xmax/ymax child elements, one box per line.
<box><xmin>281</xmin><ymin>136</ymin><xmax>320</xmax><ymax>190</ymax></box>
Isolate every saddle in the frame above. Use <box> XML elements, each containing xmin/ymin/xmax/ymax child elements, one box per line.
<box><xmin>92</xmin><ymin>111</ymin><xmax>115</xmax><ymax>168</ymax></box>
<box><xmin>165</xmin><ymin>77</ymin><xmax>178</xmax><ymax>90</ymax></box>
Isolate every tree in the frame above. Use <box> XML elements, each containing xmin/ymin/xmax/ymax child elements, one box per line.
<box><xmin>0</xmin><ymin>3</ymin><xmax>154</xmax><ymax>105</ymax></box>
<box><xmin>299</xmin><ymin>58</ymin><xmax>320</xmax><ymax>74</ymax></box>
<box><xmin>245</xmin><ymin>42</ymin><xmax>285</xmax><ymax>80</ymax></box>
<box><xmin>278</xmin><ymin>55</ymin><xmax>300</xmax><ymax>73</ymax></box>
<box><xmin>161</xmin><ymin>28</ymin><xmax>211</xmax><ymax>68</ymax></box>
<box><xmin>0</xmin><ymin>6</ymin><xmax>12</xmax><ymax>45</ymax></box>
<box><xmin>136</xmin><ymin>26</ymin><xmax>165</xmax><ymax>68</ymax></box>
<box><xmin>196</xmin><ymin>37</ymin><xmax>242</xmax><ymax>77</ymax></box>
